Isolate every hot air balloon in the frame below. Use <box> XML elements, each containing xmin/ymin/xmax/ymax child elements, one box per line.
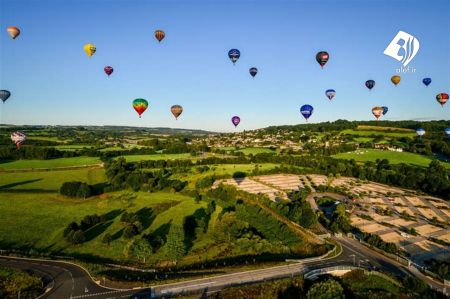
<box><xmin>228</xmin><ymin>49</ymin><xmax>240</xmax><ymax>65</ymax></box>
<box><xmin>7</xmin><ymin>26</ymin><xmax>20</xmax><ymax>39</ymax></box>
<box><xmin>0</xmin><ymin>90</ymin><xmax>11</xmax><ymax>103</ymax></box>
<box><xmin>445</xmin><ymin>128</ymin><xmax>450</xmax><ymax>137</ymax></box>
<box><xmin>300</xmin><ymin>105</ymin><xmax>314</xmax><ymax>121</ymax></box>
<box><xmin>231</xmin><ymin>116</ymin><xmax>240</xmax><ymax>127</ymax></box>
<box><xmin>365</xmin><ymin>80</ymin><xmax>375</xmax><ymax>90</ymax></box>
<box><xmin>436</xmin><ymin>93</ymin><xmax>449</xmax><ymax>107</ymax></box>
<box><xmin>104</xmin><ymin>66</ymin><xmax>113</xmax><ymax>77</ymax></box>
<box><xmin>11</xmin><ymin>131</ymin><xmax>26</xmax><ymax>149</ymax></box>
<box><xmin>316</xmin><ymin>51</ymin><xmax>329</xmax><ymax>68</ymax></box>
<box><xmin>372</xmin><ymin>107</ymin><xmax>384</xmax><ymax>120</ymax></box>
<box><xmin>422</xmin><ymin>78</ymin><xmax>431</xmax><ymax>87</ymax></box>
<box><xmin>171</xmin><ymin>105</ymin><xmax>183</xmax><ymax>120</ymax></box>
<box><xmin>391</xmin><ymin>75</ymin><xmax>401</xmax><ymax>86</ymax></box>
<box><xmin>83</xmin><ymin>44</ymin><xmax>96</xmax><ymax>58</ymax></box>
<box><xmin>132</xmin><ymin>98</ymin><xmax>148</xmax><ymax>118</ymax></box>
<box><xmin>325</xmin><ymin>89</ymin><xmax>336</xmax><ymax>101</ymax></box>
<box><xmin>249</xmin><ymin>67</ymin><xmax>258</xmax><ymax>78</ymax></box>
<box><xmin>155</xmin><ymin>30</ymin><xmax>165</xmax><ymax>42</ymax></box>
<box><xmin>382</xmin><ymin>106</ymin><xmax>388</xmax><ymax>115</ymax></box>
<box><xmin>416</xmin><ymin>128</ymin><xmax>426</xmax><ymax>137</ymax></box>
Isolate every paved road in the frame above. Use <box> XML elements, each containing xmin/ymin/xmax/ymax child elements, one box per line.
<box><xmin>1</xmin><ymin>237</ymin><xmax>447</xmax><ymax>298</ymax></box>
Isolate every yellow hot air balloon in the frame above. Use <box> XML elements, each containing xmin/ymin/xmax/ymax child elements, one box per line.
<box><xmin>391</xmin><ymin>75</ymin><xmax>401</xmax><ymax>86</ymax></box>
<box><xmin>83</xmin><ymin>43</ymin><xmax>96</xmax><ymax>58</ymax></box>
<box><xmin>7</xmin><ymin>26</ymin><xmax>20</xmax><ymax>39</ymax></box>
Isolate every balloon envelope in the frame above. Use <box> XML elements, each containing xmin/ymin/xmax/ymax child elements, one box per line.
<box><xmin>0</xmin><ymin>90</ymin><xmax>11</xmax><ymax>103</ymax></box>
<box><xmin>365</xmin><ymin>80</ymin><xmax>375</xmax><ymax>90</ymax></box>
<box><xmin>382</xmin><ymin>106</ymin><xmax>388</xmax><ymax>115</ymax></box>
<box><xmin>325</xmin><ymin>89</ymin><xmax>336</xmax><ymax>100</ymax></box>
<box><xmin>11</xmin><ymin>131</ymin><xmax>26</xmax><ymax>149</ymax></box>
<box><xmin>249</xmin><ymin>67</ymin><xmax>258</xmax><ymax>77</ymax></box>
<box><xmin>300</xmin><ymin>104</ymin><xmax>314</xmax><ymax>120</ymax></box>
<box><xmin>436</xmin><ymin>93</ymin><xmax>449</xmax><ymax>107</ymax></box>
<box><xmin>316</xmin><ymin>51</ymin><xmax>329</xmax><ymax>68</ymax></box>
<box><xmin>104</xmin><ymin>66</ymin><xmax>113</xmax><ymax>76</ymax></box>
<box><xmin>132</xmin><ymin>98</ymin><xmax>148</xmax><ymax>118</ymax></box>
<box><xmin>445</xmin><ymin>128</ymin><xmax>450</xmax><ymax>137</ymax></box>
<box><xmin>228</xmin><ymin>49</ymin><xmax>240</xmax><ymax>65</ymax></box>
<box><xmin>7</xmin><ymin>26</ymin><xmax>20</xmax><ymax>39</ymax></box>
<box><xmin>231</xmin><ymin>116</ymin><xmax>240</xmax><ymax>127</ymax></box>
<box><xmin>416</xmin><ymin>128</ymin><xmax>426</xmax><ymax>137</ymax></box>
<box><xmin>83</xmin><ymin>43</ymin><xmax>96</xmax><ymax>58</ymax></box>
<box><xmin>391</xmin><ymin>75</ymin><xmax>401</xmax><ymax>86</ymax></box>
<box><xmin>422</xmin><ymin>78</ymin><xmax>431</xmax><ymax>86</ymax></box>
<box><xmin>171</xmin><ymin>105</ymin><xmax>183</xmax><ymax>119</ymax></box>
<box><xmin>372</xmin><ymin>107</ymin><xmax>384</xmax><ymax>120</ymax></box>
<box><xmin>155</xmin><ymin>30</ymin><xmax>165</xmax><ymax>42</ymax></box>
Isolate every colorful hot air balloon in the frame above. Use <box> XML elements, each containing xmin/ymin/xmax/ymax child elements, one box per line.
<box><xmin>372</xmin><ymin>106</ymin><xmax>384</xmax><ymax>120</ymax></box>
<box><xmin>104</xmin><ymin>66</ymin><xmax>113</xmax><ymax>77</ymax></box>
<box><xmin>436</xmin><ymin>93</ymin><xmax>449</xmax><ymax>107</ymax></box>
<box><xmin>132</xmin><ymin>98</ymin><xmax>148</xmax><ymax>118</ymax></box>
<box><xmin>316</xmin><ymin>51</ymin><xmax>329</xmax><ymax>68</ymax></box>
<box><xmin>365</xmin><ymin>80</ymin><xmax>375</xmax><ymax>90</ymax></box>
<box><xmin>171</xmin><ymin>105</ymin><xmax>183</xmax><ymax>120</ymax></box>
<box><xmin>300</xmin><ymin>104</ymin><xmax>314</xmax><ymax>121</ymax></box>
<box><xmin>325</xmin><ymin>89</ymin><xmax>336</xmax><ymax>101</ymax></box>
<box><xmin>83</xmin><ymin>43</ymin><xmax>96</xmax><ymax>58</ymax></box>
<box><xmin>228</xmin><ymin>49</ymin><xmax>240</xmax><ymax>65</ymax></box>
<box><xmin>231</xmin><ymin>116</ymin><xmax>240</xmax><ymax>127</ymax></box>
<box><xmin>155</xmin><ymin>30</ymin><xmax>165</xmax><ymax>42</ymax></box>
<box><xmin>391</xmin><ymin>75</ymin><xmax>401</xmax><ymax>86</ymax></box>
<box><xmin>416</xmin><ymin>128</ymin><xmax>426</xmax><ymax>137</ymax></box>
<box><xmin>249</xmin><ymin>67</ymin><xmax>258</xmax><ymax>78</ymax></box>
<box><xmin>382</xmin><ymin>106</ymin><xmax>388</xmax><ymax>115</ymax></box>
<box><xmin>7</xmin><ymin>26</ymin><xmax>20</xmax><ymax>39</ymax></box>
<box><xmin>422</xmin><ymin>78</ymin><xmax>432</xmax><ymax>87</ymax></box>
<box><xmin>11</xmin><ymin>131</ymin><xmax>26</xmax><ymax>149</ymax></box>
<box><xmin>445</xmin><ymin>128</ymin><xmax>450</xmax><ymax>137</ymax></box>
<box><xmin>0</xmin><ymin>90</ymin><xmax>11</xmax><ymax>103</ymax></box>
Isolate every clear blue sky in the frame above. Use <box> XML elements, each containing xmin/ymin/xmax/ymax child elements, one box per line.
<box><xmin>1</xmin><ymin>0</ymin><xmax>449</xmax><ymax>132</ymax></box>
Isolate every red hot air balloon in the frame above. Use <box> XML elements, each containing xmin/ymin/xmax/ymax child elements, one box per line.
<box><xmin>104</xmin><ymin>66</ymin><xmax>113</xmax><ymax>77</ymax></box>
<box><xmin>316</xmin><ymin>51</ymin><xmax>329</xmax><ymax>68</ymax></box>
<box><xmin>436</xmin><ymin>93</ymin><xmax>449</xmax><ymax>107</ymax></box>
<box><xmin>155</xmin><ymin>30</ymin><xmax>165</xmax><ymax>42</ymax></box>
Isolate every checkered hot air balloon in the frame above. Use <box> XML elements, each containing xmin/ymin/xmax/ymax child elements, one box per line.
<box><xmin>11</xmin><ymin>131</ymin><xmax>26</xmax><ymax>149</ymax></box>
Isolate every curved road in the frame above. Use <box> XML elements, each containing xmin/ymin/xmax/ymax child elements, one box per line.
<box><xmin>1</xmin><ymin>237</ymin><xmax>447</xmax><ymax>298</ymax></box>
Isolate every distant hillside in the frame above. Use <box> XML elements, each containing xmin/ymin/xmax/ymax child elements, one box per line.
<box><xmin>261</xmin><ymin>120</ymin><xmax>450</xmax><ymax>133</ymax></box>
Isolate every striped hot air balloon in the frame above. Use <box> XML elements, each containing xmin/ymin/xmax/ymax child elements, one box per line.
<box><xmin>11</xmin><ymin>131</ymin><xmax>26</xmax><ymax>149</ymax></box>
<box><xmin>132</xmin><ymin>98</ymin><xmax>148</xmax><ymax>118</ymax></box>
<box><xmin>155</xmin><ymin>30</ymin><xmax>165</xmax><ymax>42</ymax></box>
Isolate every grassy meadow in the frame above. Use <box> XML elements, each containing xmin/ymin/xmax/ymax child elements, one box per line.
<box><xmin>0</xmin><ymin>156</ymin><xmax>102</xmax><ymax>170</ymax></box>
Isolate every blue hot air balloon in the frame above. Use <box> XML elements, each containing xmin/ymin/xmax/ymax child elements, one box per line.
<box><xmin>0</xmin><ymin>90</ymin><xmax>11</xmax><ymax>103</ymax></box>
<box><xmin>445</xmin><ymin>128</ymin><xmax>450</xmax><ymax>137</ymax></box>
<box><xmin>249</xmin><ymin>67</ymin><xmax>258</xmax><ymax>77</ymax></box>
<box><xmin>416</xmin><ymin>128</ymin><xmax>426</xmax><ymax>137</ymax></box>
<box><xmin>365</xmin><ymin>80</ymin><xmax>375</xmax><ymax>90</ymax></box>
<box><xmin>325</xmin><ymin>89</ymin><xmax>336</xmax><ymax>101</ymax></box>
<box><xmin>382</xmin><ymin>106</ymin><xmax>388</xmax><ymax>115</ymax></box>
<box><xmin>300</xmin><ymin>104</ymin><xmax>314</xmax><ymax>121</ymax></box>
<box><xmin>228</xmin><ymin>49</ymin><xmax>240</xmax><ymax>65</ymax></box>
<box><xmin>422</xmin><ymin>78</ymin><xmax>432</xmax><ymax>87</ymax></box>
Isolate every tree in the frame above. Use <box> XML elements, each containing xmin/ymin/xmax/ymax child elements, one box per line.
<box><xmin>306</xmin><ymin>279</ymin><xmax>344</xmax><ymax>299</ymax></box>
<box><xmin>128</xmin><ymin>238</ymin><xmax>153</xmax><ymax>263</ymax></box>
<box><xmin>71</xmin><ymin>230</ymin><xmax>86</xmax><ymax>244</ymax></box>
<box><xmin>165</xmin><ymin>224</ymin><xmax>186</xmax><ymax>261</ymax></box>
<box><xmin>3</xmin><ymin>271</ymin><xmax>42</xmax><ymax>298</ymax></box>
<box><xmin>102</xmin><ymin>233</ymin><xmax>112</xmax><ymax>245</ymax></box>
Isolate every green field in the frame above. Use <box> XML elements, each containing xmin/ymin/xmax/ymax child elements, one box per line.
<box><xmin>333</xmin><ymin>149</ymin><xmax>450</xmax><ymax>168</ymax></box>
<box><xmin>0</xmin><ymin>168</ymin><xmax>106</xmax><ymax>191</ymax></box>
<box><xmin>54</xmin><ymin>145</ymin><xmax>93</xmax><ymax>151</ymax></box>
<box><xmin>341</xmin><ymin>129</ymin><xmax>416</xmax><ymax>138</ymax></box>
<box><xmin>120</xmin><ymin>153</ymin><xmax>192</xmax><ymax>162</ymax></box>
<box><xmin>0</xmin><ymin>157</ymin><xmax>102</xmax><ymax>170</ymax></box>
<box><xmin>219</xmin><ymin>147</ymin><xmax>276</xmax><ymax>155</ymax></box>
<box><xmin>0</xmin><ymin>191</ymin><xmax>205</xmax><ymax>261</ymax></box>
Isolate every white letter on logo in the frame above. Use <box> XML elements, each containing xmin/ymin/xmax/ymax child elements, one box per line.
<box><xmin>384</xmin><ymin>31</ymin><xmax>419</xmax><ymax>67</ymax></box>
